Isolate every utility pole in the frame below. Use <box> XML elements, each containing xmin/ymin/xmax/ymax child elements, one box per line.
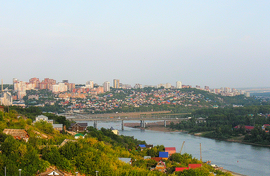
<box><xmin>200</xmin><ymin>143</ymin><xmax>202</xmax><ymax>161</ymax></box>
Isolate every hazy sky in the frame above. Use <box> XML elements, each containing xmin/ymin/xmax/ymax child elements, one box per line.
<box><xmin>1</xmin><ymin>1</ymin><xmax>269</xmax><ymax>88</ymax></box>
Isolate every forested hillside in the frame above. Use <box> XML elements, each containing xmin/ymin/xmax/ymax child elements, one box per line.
<box><xmin>0</xmin><ymin>107</ymin><xmax>231</xmax><ymax>176</ymax></box>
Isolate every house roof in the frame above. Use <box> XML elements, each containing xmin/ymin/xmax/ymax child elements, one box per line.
<box><xmin>245</xmin><ymin>126</ymin><xmax>254</xmax><ymax>130</ymax></box>
<box><xmin>118</xmin><ymin>158</ymin><xmax>131</xmax><ymax>164</ymax></box>
<box><xmin>165</xmin><ymin>147</ymin><xmax>176</xmax><ymax>151</ymax></box>
<box><xmin>71</xmin><ymin>123</ymin><xmax>88</xmax><ymax>127</ymax></box>
<box><xmin>151</xmin><ymin>157</ymin><xmax>162</xmax><ymax>162</ymax></box>
<box><xmin>145</xmin><ymin>144</ymin><xmax>153</xmax><ymax>148</ymax></box>
<box><xmin>3</xmin><ymin>129</ymin><xmax>29</xmax><ymax>139</ymax></box>
<box><xmin>175</xmin><ymin>167</ymin><xmax>189</xmax><ymax>172</ymax></box>
<box><xmin>234</xmin><ymin>125</ymin><xmax>254</xmax><ymax>130</ymax></box>
<box><xmin>188</xmin><ymin>164</ymin><xmax>202</xmax><ymax>169</ymax></box>
<box><xmin>36</xmin><ymin>115</ymin><xmax>48</xmax><ymax>119</ymax></box>
<box><xmin>139</xmin><ymin>144</ymin><xmax>146</xmax><ymax>148</ymax></box>
<box><xmin>53</xmin><ymin>124</ymin><xmax>63</xmax><ymax>128</ymax></box>
<box><xmin>159</xmin><ymin>152</ymin><xmax>169</xmax><ymax>158</ymax></box>
<box><xmin>144</xmin><ymin>156</ymin><xmax>151</xmax><ymax>159</ymax></box>
<box><xmin>75</xmin><ymin>133</ymin><xmax>84</xmax><ymax>137</ymax></box>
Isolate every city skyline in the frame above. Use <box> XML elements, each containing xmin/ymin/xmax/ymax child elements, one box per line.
<box><xmin>2</xmin><ymin>77</ymin><xmax>270</xmax><ymax>89</ymax></box>
<box><xmin>1</xmin><ymin>1</ymin><xmax>270</xmax><ymax>88</ymax></box>
<box><xmin>8</xmin><ymin>77</ymin><xmax>253</xmax><ymax>91</ymax></box>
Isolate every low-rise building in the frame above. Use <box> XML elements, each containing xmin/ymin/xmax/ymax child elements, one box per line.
<box><xmin>165</xmin><ymin>147</ymin><xmax>176</xmax><ymax>155</ymax></box>
<box><xmin>3</xmin><ymin>129</ymin><xmax>29</xmax><ymax>142</ymax></box>
<box><xmin>52</xmin><ymin>124</ymin><xmax>63</xmax><ymax>131</ymax></box>
<box><xmin>69</xmin><ymin>123</ymin><xmax>88</xmax><ymax>132</ymax></box>
<box><xmin>34</xmin><ymin>115</ymin><xmax>53</xmax><ymax>124</ymax></box>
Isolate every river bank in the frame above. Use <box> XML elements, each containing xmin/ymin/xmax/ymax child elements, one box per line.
<box><xmin>124</xmin><ymin>122</ymin><xmax>247</xmax><ymax>176</ymax></box>
<box><xmin>124</xmin><ymin>122</ymin><xmax>270</xmax><ymax>148</ymax></box>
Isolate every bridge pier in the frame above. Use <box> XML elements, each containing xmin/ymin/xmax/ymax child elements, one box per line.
<box><xmin>164</xmin><ymin>120</ymin><xmax>166</xmax><ymax>127</ymax></box>
<box><xmin>140</xmin><ymin>120</ymin><xmax>145</xmax><ymax>128</ymax></box>
<box><xmin>93</xmin><ymin>120</ymin><xmax>98</xmax><ymax>129</ymax></box>
<box><xmin>122</xmin><ymin>120</ymin><xmax>124</xmax><ymax>130</ymax></box>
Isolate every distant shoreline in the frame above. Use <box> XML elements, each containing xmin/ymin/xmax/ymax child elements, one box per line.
<box><xmin>124</xmin><ymin>122</ymin><xmax>270</xmax><ymax>148</ymax></box>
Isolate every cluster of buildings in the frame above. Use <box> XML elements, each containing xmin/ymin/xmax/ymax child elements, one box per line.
<box><xmin>0</xmin><ymin>77</ymin><xmax>251</xmax><ymax>107</ymax></box>
<box><xmin>13</xmin><ymin>78</ymin><xmax>75</xmax><ymax>99</ymax></box>
<box><xmin>120</xmin><ymin>145</ymin><xmax>203</xmax><ymax>173</ymax></box>
<box><xmin>58</xmin><ymin>89</ymin><xmax>206</xmax><ymax>113</ymax></box>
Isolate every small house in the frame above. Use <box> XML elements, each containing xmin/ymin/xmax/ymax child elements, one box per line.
<box><xmin>69</xmin><ymin>123</ymin><xmax>88</xmax><ymax>132</ymax></box>
<box><xmin>144</xmin><ymin>156</ymin><xmax>151</xmax><ymax>160</ymax></box>
<box><xmin>138</xmin><ymin>144</ymin><xmax>146</xmax><ymax>150</ymax></box>
<box><xmin>165</xmin><ymin>147</ymin><xmax>176</xmax><ymax>155</ymax></box>
<box><xmin>34</xmin><ymin>115</ymin><xmax>53</xmax><ymax>124</ymax></box>
<box><xmin>234</xmin><ymin>125</ymin><xmax>254</xmax><ymax>133</ymax></box>
<box><xmin>3</xmin><ymin>129</ymin><xmax>29</xmax><ymax>142</ymax></box>
<box><xmin>151</xmin><ymin>157</ymin><xmax>162</xmax><ymax>162</ymax></box>
<box><xmin>175</xmin><ymin>167</ymin><xmax>189</xmax><ymax>172</ymax></box>
<box><xmin>53</xmin><ymin>124</ymin><xmax>63</xmax><ymax>131</ymax></box>
<box><xmin>188</xmin><ymin>164</ymin><xmax>202</xmax><ymax>169</ymax></box>
<box><xmin>175</xmin><ymin>164</ymin><xmax>202</xmax><ymax>172</ymax></box>
<box><xmin>74</xmin><ymin>133</ymin><xmax>84</xmax><ymax>139</ymax></box>
<box><xmin>145</xmin><ymin>144</ymin><xmax>153</xmax><ymax>149</ymax></box>
<box><xmin>118</xmin><ymin>158</ymin><xmax>132</xmax><ymax>165</ymax></box>
<box><xmin>153</xmin><ymin>161</ymin><xmax>166</xmax><ymax>173</ymax></box>
<box><xmin>159</xmin><ymin>152</ymin><xmax>169</xmax><ymax>160</ymax></box>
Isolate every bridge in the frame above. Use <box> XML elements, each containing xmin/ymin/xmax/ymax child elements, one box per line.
<box><xmin>63</xmin><ymin>111</ymin><xmax>190</xmax><ymax>130</ymax></box>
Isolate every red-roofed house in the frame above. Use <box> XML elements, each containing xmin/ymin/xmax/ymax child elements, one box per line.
<box><xmin>175</xmin><ymin>164</ymin><xmax>202</xmax><ymax>172</ymax></box>
<box><xmin>175</xmin><ymin>167</ymin><xmax>189</xmax><ymax>172</ymax></box>
<box><xmin>234</xmin><ymin>125</ymin><xmax>254</xmax><ymax>132</ymax></box>
<box><xmin>0</xmin><ymin>105</ymin><xmax>4</xmax><ymax>112</ymax></box>
<box><xmin>165</xmin><ymin>147</ymin><xmax>176</xmax><ymax>155</ymax></box>
<box><xmin>188</xmin><ymin>164</ymin><xmax>202</xmax><ymax>169</ymax></box>
<box><xmin>151</xmin><ymin>157</ymin><xmax>162</xmax><ymax>162</ymax></box>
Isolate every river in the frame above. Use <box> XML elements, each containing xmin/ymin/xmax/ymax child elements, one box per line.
<box><xmin>78</xmin><ymin>120</ymin><xmax>270</xmax><ymax>176</ymax></box>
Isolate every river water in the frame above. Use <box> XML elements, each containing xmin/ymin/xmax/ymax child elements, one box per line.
<box><xmin>78</xmin><ymin>120</ymin><xmax>270</xmax><ymax>176</ymax></box>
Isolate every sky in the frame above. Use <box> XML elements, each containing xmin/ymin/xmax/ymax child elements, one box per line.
<box><xmin>1</xmin><ymin>1</ymin><xmax>270</xmax><ymax>88</ymax></box>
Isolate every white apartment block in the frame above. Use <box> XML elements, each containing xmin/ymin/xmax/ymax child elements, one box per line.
<box><xmin>134</xmin><ymin>84</ymin><xmax>143</xmax><ymax>89</ymax></box>
<box><xmin>176</xmin><ymin>81</ymin><xmax>182</xmax><ymax>89</ymax></box>
<box><xmin>103</xmin><ymin>81</ymin><xmax>110</xmax><ymax>92</ymax></box>
<box><xmin>86</xmin><ymin>80</ymin><xmax>94</xmax><ymax>89</ymax></box>
<box><xmin>52</xmin><ymin>83</ymin><xmax>67</xmax><ymax>93</ymax></box>
<box><xmin>165</xmin><ymin>83</ymin><xmax>171</xmax><ymax>89</ymax></box>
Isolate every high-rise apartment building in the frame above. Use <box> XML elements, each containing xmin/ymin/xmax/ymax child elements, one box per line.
<box><xmin>86</xmin><ymin>80</ymin><xmax>94</xmax><ymax>89</ymax></box>
<box><xmin>134</xmin><ymin>84</ymin><xmax>143</xmax><ymax>89</ymax></box>
<box><xmin>165</xmin><ymin>83</ymin><xmax>171</xmax><ymax>89</ymax></box>
<box><xmin>0</xmin><ymin>91</ymin><xmax>13</xmax><ymax>106</ymax></box>
<box><xmin>103</xmin><ymin>81</ymin><xmax>110</xmax><ymax>92</ymax></box>
<box><xmin>176</xmin><ymin>81</ymin><xmax>182</xmax><ymax>89</ymax></box>
<box><xmin>113</xmin><ymin>79</ymin><xmax>120</xmax><ymax>88</ymax></box>
<box><xmin>52</xmin><ymin>83</ymin><xmax>67</xmax><ymax>93</ymax></box>
<box><xmin>29</xmin><ymin>77</ymin><xmax>40</xmax><ymax>89</ymax></box>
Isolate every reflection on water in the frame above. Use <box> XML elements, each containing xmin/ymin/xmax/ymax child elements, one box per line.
<box><xmin>79</xmin><ymin>120</ymin><xmax>270</xmax><ymax>176</ymax></box>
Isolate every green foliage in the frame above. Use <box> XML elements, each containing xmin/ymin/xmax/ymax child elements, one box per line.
<box><xmin>0</xmin><ymin>136</ymin><xmax>48</xmax><ymax>176</ymax></box>
<box><xmin>86</xmin><ymin>126</ymin><xmax>146</xmax><ymax>150</ymax></box>
<box><xmin>43</xmin><ymin>113</ymin><xmax>71</xmax><ymax>129</ymax></box>
<box><xmin>170</xmin><ymin>105</ymin><xmax>270</xmax><ymax>142</ymax></box>
<box><xmin>34</xmin><ymin>121</ymin><xmax>54</xmax><ymax>134</ymax></box>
